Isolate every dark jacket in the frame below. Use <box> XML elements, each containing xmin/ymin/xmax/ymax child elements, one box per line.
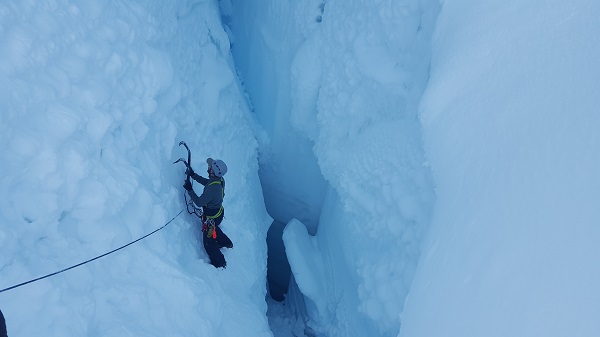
<box><xmin>188</xmin><ymin>173</ymin><xmax>225</xmax><ymax>217</ymax></box>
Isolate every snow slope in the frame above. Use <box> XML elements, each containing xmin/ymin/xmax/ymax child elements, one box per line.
<box><xmin>400</xmin><ymin>1</ymin><xmax>600</xmax><ymax>336</ymax></box>
<box><xmin>0</xmin><ymin>1</ymin><xmax>272</xmax><ymax>336</ymax></box>
<box><xmin>3</xmin><ymin>0</ymin><xmax>596</xmax><ymax>336</ymax></box>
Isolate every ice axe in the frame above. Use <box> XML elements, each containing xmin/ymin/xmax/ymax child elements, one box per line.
<box><xmin>173</xmin><ymin>141</ymin><xmax>203</xmax><ymax>218</ymax></box>
<box><xmin>173</xmin><ymin>140</ymin><xmax>192</xmax><ymax>183</ymax></box>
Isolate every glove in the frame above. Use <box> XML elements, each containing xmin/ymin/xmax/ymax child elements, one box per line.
<box><xmin>186</xmin><ymin>166</ymin><xmax>195</xmax><ymax>177</ymax></box>
<box><xmin>183</xmin><ymin>179</ymin><xmax>193</xmax><ymax>191</ymax></box>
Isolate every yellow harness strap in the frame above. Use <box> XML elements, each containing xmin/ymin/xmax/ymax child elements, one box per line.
<box><xmin>206</xmin><ymin>179</ymin><xmax>224</xmax><ymax>219</ymax></box>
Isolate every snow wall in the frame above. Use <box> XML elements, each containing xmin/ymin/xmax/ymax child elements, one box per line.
<box><xmin>400</xmin><ymin>1</ymin><xmax>600</xmax><ymax>337</ymax></box>
<box><xmin>225</xmin><ymin>0</ymin><xmax>438</xmax><ymax>336</ymax></box>
<box><xmin>0</xmin><ymin>1</ymin><xmax>272</xmax><ymax>336</ymax></box>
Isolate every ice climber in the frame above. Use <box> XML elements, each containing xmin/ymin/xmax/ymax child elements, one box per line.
<box><xmin>184</xmin><ymin>157</ymin><xmax>233</xmax><ymax>268</ymax></box>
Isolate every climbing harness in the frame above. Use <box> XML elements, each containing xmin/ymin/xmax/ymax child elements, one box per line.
<box><xmin>204</xmin><ymin>178</ymin><xmax>224</xmax><ymax>239</ymax></box>
<box><xmin>205</xmin><ymin>179</ymin><xmax>224</xmax><ymax>221</ymax></box>
<box><xmin>0</xmin><ymin>208</ymin><xmax>185</xmax><ymax>294</ymax></box>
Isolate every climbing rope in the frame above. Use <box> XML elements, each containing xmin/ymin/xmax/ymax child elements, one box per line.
<box><xmin>185</xmin><ymin>192</ymin><xmax>204</xmax><ymax>218</ymax></box>
<box><xmin>0</xmin><ymin>208</ymin><xmax>185</xmax><ymax>294</ymax></box>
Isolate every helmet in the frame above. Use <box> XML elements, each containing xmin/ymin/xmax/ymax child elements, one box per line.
<box><xmin>207</xmin><ymin>158</ymin><xmax>227</xmax><ymax>177</ymax></box>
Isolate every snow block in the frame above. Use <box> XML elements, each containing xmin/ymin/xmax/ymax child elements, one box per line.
<box><xmin>282</xmin><ymin>219</ymin><xmax>327</xmax><ymax>321</ymax></box>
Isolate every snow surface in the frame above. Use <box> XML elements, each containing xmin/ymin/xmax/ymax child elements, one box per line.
<box><xmin>0</xmin><ymin>1</ymin><xmax>271</xmax><ymax>336</ymax></box>
<box><xmin>400</xmin><ymin>1</ymin><xmax>600</xmax><ymax>337</ymax></box>
<box><xmin>2</xmin><ymin>0</ymin><xmax>599</xmax><ymax>337</ymax></box>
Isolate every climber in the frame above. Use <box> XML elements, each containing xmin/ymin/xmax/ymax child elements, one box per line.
<box><xmin>184</xmin><ymin>157</ymin><xmax>233</xmax><ymax>268</ymax></box>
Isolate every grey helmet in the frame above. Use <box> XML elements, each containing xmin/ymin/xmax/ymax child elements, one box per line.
<box><xmin>207</xmin><ymin>157</ymin><xmax>227</xmax><ymax>177</ymax></box>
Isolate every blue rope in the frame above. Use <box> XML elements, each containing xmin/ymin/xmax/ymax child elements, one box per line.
<box><xmin>0</xmin><ymin>208</ymin><xmax>185</xmax><ymax>294</ymax></box>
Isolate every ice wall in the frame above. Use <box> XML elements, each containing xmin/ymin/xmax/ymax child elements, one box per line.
<box><xmin>400</xmin><ymin>1</ymin><xmax>600</xmax><ymax>336</ymax></box>
<box><xmin>224</xmin><ymin>0</ymin><xmax>327</xmax><ymax>234</ymax></box>
<box><xmin>226</xmin><ymin>0</ymin><xmax>438</xmax><ymax>335</ymax></box>
<box><xmin>0</xmin><ymin>1</ymin><xmax>272</xmax><ymax>336</ymax></box>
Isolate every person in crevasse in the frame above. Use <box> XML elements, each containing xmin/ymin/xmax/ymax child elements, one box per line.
<box><xmin>184</xmin><ymin>157</ymin><xmax>233</xmax><ymax>268</ymax></box>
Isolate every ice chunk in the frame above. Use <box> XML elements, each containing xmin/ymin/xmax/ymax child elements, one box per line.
<box><xmin>282</xmin><ymin>219</ymin><xmax>327</xmax><ymax>319</ymax></box>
